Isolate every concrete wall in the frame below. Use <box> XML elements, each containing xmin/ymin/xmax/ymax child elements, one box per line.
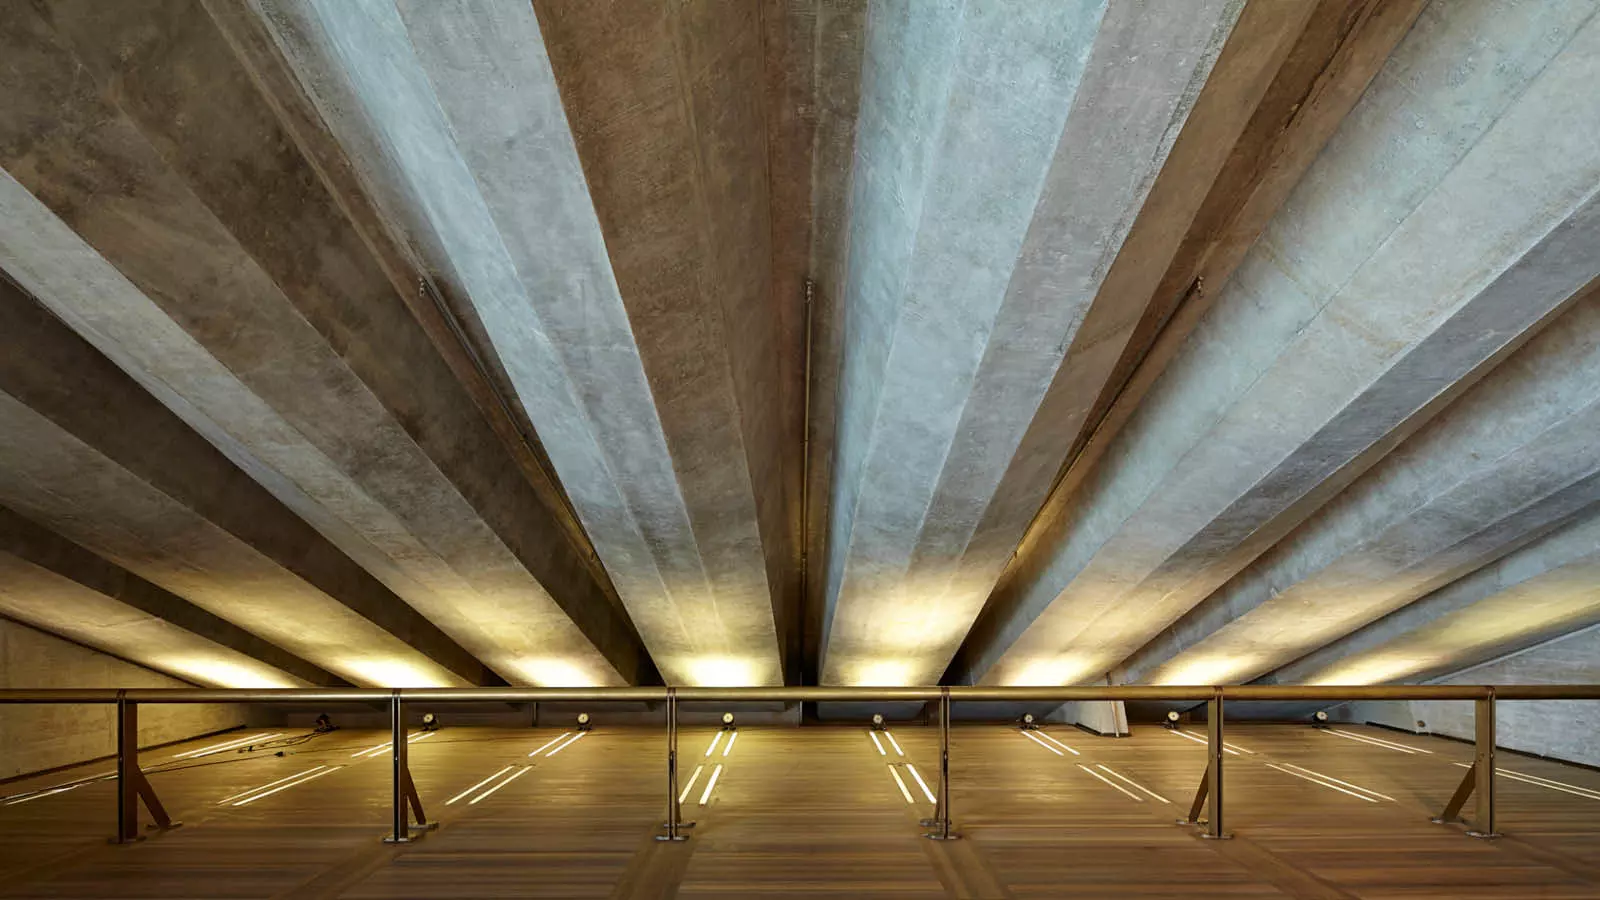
<box><xmin>0</xmin><ymin>618</ymin><xmax>241</xmax><ymax>779</ymax></box>
<box><xmin>1344</xmin><ymin>625</ymin><xmax>1600</xmax><ymax>768</ymax></box>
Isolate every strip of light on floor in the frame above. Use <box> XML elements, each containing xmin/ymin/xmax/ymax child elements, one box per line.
<box><xmin>679</xmin><ymin>765</ymin><xmax>704</xmax><ymax>804</ymax></box>
<box><xmin>1497</xmin><ymin>769</ymin><xmax>1600</xmax><ymax>801</ymax></box>
<box><xmin>445</xmin><ymin>766</ymin><xmax>514</xmax><ymax>806</ymax></box>
<box><xmin>705</xmin><ymin>731</ymin><xmax>723</xmax><ymax>757</ymax></box>
<box><xmin>218</xmin><ymin>766</ymin><xmax>329</xmax><ymax>805</ymax></box>
<box><xmin>4</xmin><ymin>785</ymin><xmax>79</xmax><ymax>806</ymax></box>
<box><xmin>1454</xmin><ymin>762</ymin><xmax>1600</xmax><ymax>801</ymax></box>
<box><xmin>904</xmin><ymin>763</ymin><xmax>936</xmax><ymax>804</ymax></box>
<box><xmin>888</xmin><ymin>766</ymin><xmax>915</xmax><ymax>804</ymax></box>
<box><xmin>869</xmin><ymin>730</ymin><xmax>887</xmax><ymax>756</ymax></box>
<box><xmin>1264</xmin><ymin>763</ymin><xmax>1380</xmax><ymax>802</ymax></box>
<box><xmin>1325</xmin><ymin>729</ymin><xmax>1430</xmax><ymax>755</ymax></box>
<box><xmin>546</xmin><ymin>732</ymin><xmax>585</xmax><ymax>756</ymax></box>
<box><xmin>885</xmin><ymin>732</ymin><xmax>905</xmax><ymax>757</ymax></box>
<box><xmin>699</xmin><ymin>764</ymin><xmax>723</xmax><ymax>806</ymax></box>
<box><xmin>470</xmin><ymin>765</ymin><xmax>532</xmax><ymax>804</ymax></box>
<box><xmin>1021</xmin><ymin>729</ymin><xmax>1064</xmax><ymax>757</ymax></box>
<box><xmin>1178</xmin><ymin>730</ymin><xmax>1254</xmax><ymax>755</ymax></box>
<box><xmin>175</xmin><ymin>732</ymin><xmax>282</xmax><ymax>760</ymax></box>
<box><xmin>529</xmin><ymin>733</ymin><xmax>571</xmax><ymax>757</ymax></box>
<box><xmin>1169</xmin><ymin>729</ymin><xmax>1240</xmax><ymax>756</ymax></box>
<box><xmin>1076</xmin><ymin>764</ymin><xmax>1143</xmax><ymax>802</ymax></box>
<box><xmin>1095</xmin><ymin>764</ymin><xmax>1170</xmax><ymax>804</ymax></box>
<box><xmin>1034</xmin><ymin>730</ymin><xmax>1080</xmax><ymax>756</ymax></box>
<box><xmin>1278</xmin><ymin>763</ymin><xmax>1393</xmax><ymax>801</ymax></box>
<box><xmin>722</xmin><ymin>730</ymin><xmax>738</xmax><ymax>757</ymax></box>
<box><xmin>233</xmin><ymin>766</ymin><xmax>342</xmax><ymax>806</ymax></box>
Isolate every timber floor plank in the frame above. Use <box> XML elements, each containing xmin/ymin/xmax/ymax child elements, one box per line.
<box><xmin>0</xmin><ymin>725</ymin><xmax>1596</xmax><ymax>897</ymax></box>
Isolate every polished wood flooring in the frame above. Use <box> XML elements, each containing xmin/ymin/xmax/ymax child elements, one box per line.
<box><xmin>0</xmin><ymin>722</ymin><xmax>1598</xmax><ymax>898</ymax></box>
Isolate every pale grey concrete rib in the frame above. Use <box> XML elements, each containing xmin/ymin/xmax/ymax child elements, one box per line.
<box><xmin>1123</xmin><ymin>282</ymin><xmax>1600</xmax><ymax>686</ymax></box>
<box><xmin>0</xmin><ymin>0</ymin><xmax>641</xmax><ymax>687</ymax></box>
<box><xmin>0</xmin><ymin>390</ymin><xmax>463</xmax><ymax>688</ymax></box>
<box><xmin>820</xmin><ymin>0</ymin><xmax>1239</xmax><ymax>685</ymax></box>
<box><xmin>253</xmin><ymin>0</ymin><xmax>782</xmax><ymax>685</ymax></box>
<box><xmin>971</xmin><ymin>0</ymin><xmax>1600</xmax><ymax>687</ymax></box>
<box><xmin>0</xmin><ymin>551</ymin><xmax>307</xmax><ymax>690</ymax></box>
<box><xmin>1266</xmin><ymin>508</ymin><xmax>1600</xmax><ymax>687</ymax></box>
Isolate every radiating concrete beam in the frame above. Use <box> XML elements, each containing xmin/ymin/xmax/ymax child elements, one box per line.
<box><xmin>247</xmin><ymin>0</ymin><xmax>791</xmax><ymax>686</ymax></box>
<box><xmin>1124</xmin><ymin>282</ymin><xmax>1600</xmax><ymax>686</ymax></box>
<box><xmin>0</xmin><ymin>0</ymin><xmax>652</xmax><ymax>687</ymax></box>
<box><xmin>0</xmin><ymin>507</ymin><xmax>328</xmax><ymax>688</ymax></box>
<box><xmin>0</xmin><ymin>278</ymin><xmax>474</xmax><ymax>686</ymax></box>
<box><xmin>818</xmin><ymin>0</ymin><xmax>1334</xmax><ymax>685</ymax></box>
<box><xmin>969</xmin><ymin>0</ymin><xmax>1600</xmax><ymax>687</ymax></box>
<box><xmin>1266</xmin><ymin>507</ymin><xmax>1600</xmax><ymax>687</ymax></box>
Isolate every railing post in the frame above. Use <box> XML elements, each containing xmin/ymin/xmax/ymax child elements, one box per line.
<box><xmin>1204</xmin><ymin>688</ymin><xmax>1229</xmax><ymax>839</ymax></box>
<box><xmin>657</xmin><ymin>689</ymin><xmax>689</xmax><ymax>841</ymax></box>
<box><xmin>385</xmin><ymin>690</ymin><xmax>409</xmax><ymax>843</ymax></box>
<box><xmin>114</xmin><ymin>691</ymin><xmax>137</xmax><ymax>843</ymax></box>
<box><xmin>1471</xmin><ymin>688</ymin><xmax>1499</xmax><ymax>838</ymax></box>
<box><xmin>925</xmin><ymin>688</ymin><xmax>958</xmax><ymax>840</ymax></box>
<box><xmin>112</xmin><ymin>691</ymin><xmax>174</xmax><ymax>843</ymax></box>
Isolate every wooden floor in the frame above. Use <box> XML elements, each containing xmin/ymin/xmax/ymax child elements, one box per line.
<box><xmin>0</xmin><ymin>722</ymin><xmax>1598</xmax><ymax>898</ymax></box>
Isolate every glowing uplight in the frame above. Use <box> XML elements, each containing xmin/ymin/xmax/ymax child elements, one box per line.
<box><xmin>1006</xmin><ymin>655</ymin><xmax>1097</xmax><ymax>686</ymax></box>
<box><xmin>1308</xmin><ymin>654</ymin><xmax>1423</xmax><ymax>687</ymax></box>
<box><xmin>685</xmin><ymin>657</ymin><xmax>762</xmax><ymax>687</ymax></box>
<box><xmin>159</xmin><ymin>658</ymin><xmax>297</xmax><ymax>689</ymax></box>
<box><xmin>849</xmin><ymin>659</ymin><xmax>917</xmax><ymax>687</ymax></box>
<box><xmin>1155</xmin><ymin>655</ymin><xmax>1259</xmax><ymax>687</ymax></box>
<box><xmin>512</xmin><ymin>658</ymin><xmax>598</xmax><ymax>688</ymax></box>
<box><xmin>341</xmin><ymin>659</ymin><xmax>452</xmax><ymax>688</ymax></box>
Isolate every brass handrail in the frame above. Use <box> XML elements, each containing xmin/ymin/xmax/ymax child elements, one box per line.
<box><xmin>1</xmin><ymin>683</ymin><xmax>1597</xmax><ymax>703</ymax></box>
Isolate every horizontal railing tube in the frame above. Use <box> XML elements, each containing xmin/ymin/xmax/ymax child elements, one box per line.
<box><xmin>0</xmin><ymin>684</ymin><xmax>1596</xmax><ymax>704</ymax></box>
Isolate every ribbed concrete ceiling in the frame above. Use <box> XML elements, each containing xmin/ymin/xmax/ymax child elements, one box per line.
<box><xmin>1</xmin><ymin>0</ymin><xmax>1597</xmax><ymax>697</ymax></box>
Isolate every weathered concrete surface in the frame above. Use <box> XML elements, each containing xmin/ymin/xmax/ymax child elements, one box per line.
<box><xmin>249</xmin><ymin>0</ymin><xmax>791</xmax><ymax>685</ymax></box>
<box><xmin>530</xmin><ymin>0</ymin><xmax>799</xmax><ymax>686</ymax></box>
<box><xmin>1413</xmin><ymin>626</ymin><xmax>1600</xmax><ymax>768</ymax></box>
<box><xmin>0</xmin><ymin>618</ymin><xmax>244</xmax><ymax>779</ymax></box>
<box><xmin>819</xmin><ymin>0</ymin><xmax>1252</xmax><ymax>685</ymax></box>
<box><xmin>1123</xmin><ymin>276</ymin><xmax>1600</xmax><ymax>686</ymax></box>
<box><xmin>801</xmin><ymin>0</ymin><xmax>870</xmax><ymax>684</ymax></box>
<box><xmin>0</xmin><ymin>390</ymin><xmax>471</xmax><ymax>688</ymax></box>
<box><xmin>0</xmin><ymin>0</ymin><xmax>651</xmax><ymax>687</ymax></box>
<box><xmin>970</xmin><ymin>0</ymin><xmax>1600</xmax><ymax>687</ymax></box>
<box><xmin>950</xmin><ymin>0</ymin><xmax>1430</xmax><ymax>685</ymax></box>
<box><xmin>0</xmin><ymin>506</ymin><xmax>330</xmax><ymax>688</ymax></box>
<box><xmin>1267</xmin><ymin>507</ymin><xmax>1600</xmax><ymax>688</ymax></box>
<box><xmin>0</xmin><ymin>277</ymin><xmax>471</xmax><ymax>686</ymax></box>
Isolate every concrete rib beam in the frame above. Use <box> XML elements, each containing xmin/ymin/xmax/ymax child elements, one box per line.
<box><xmin>972</xmin><ymin>0</ymin><xmax>1600</xmax><ymax>687</ymax></box>
<box><xmin>1268</xmin><ymin>507</ymin><xmax>1600</xmax><ymax>687</ymax></box>
<box><xmin>248</xmin><ymin>0</ymin><xmax>788</xmax><ymax>686</ymax></box>
<box><xmin>0</xmin><ymin>0</ymin><xmax>650</xmax><ymax>687</ymax></box>
<box><xmin>819</xmin><ymin>0</ymin><xmax>1248</xmax><ymax>685</ymax></box>
<box><xmin>1123</xmin><ymin>285</ymin><xmax>1600</xmax><ymax>686</ymax></box>
<box><xmin>0</xmin><ymin>506</ymin><xmax>328</xmax><ymax>688</ymax></box>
